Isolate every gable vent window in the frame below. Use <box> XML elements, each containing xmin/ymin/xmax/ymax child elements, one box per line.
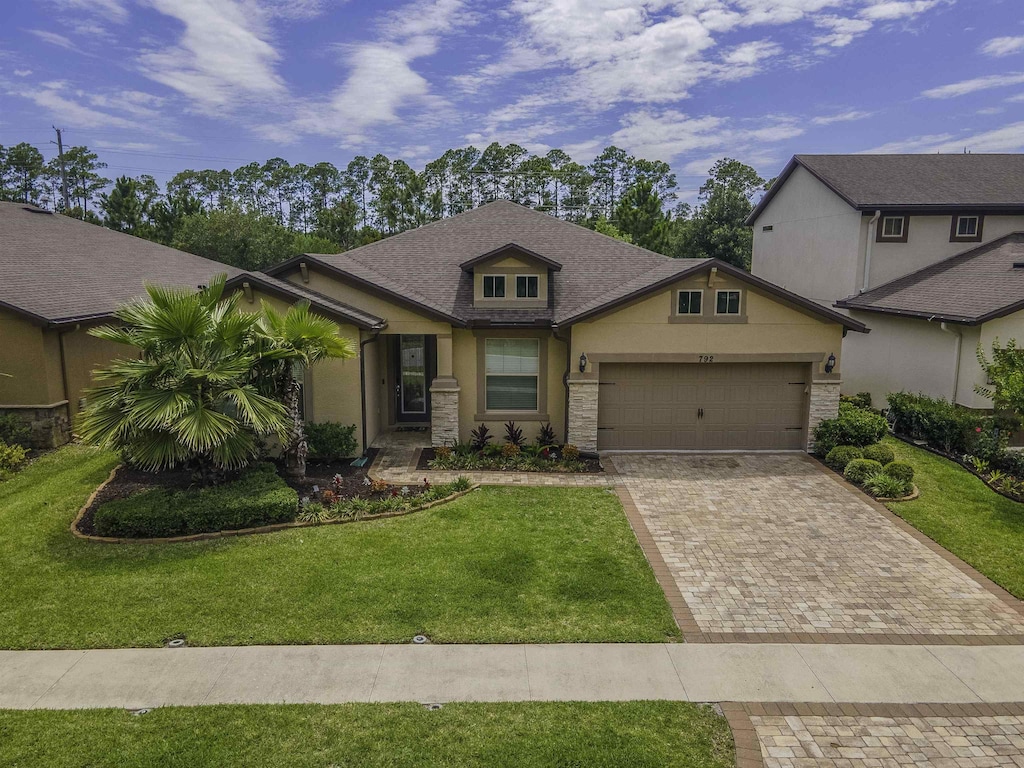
<box><xmin>516</xmin><ymin>275</ymin><xmax>539</xmax><ymax>298</ymax></box>
<box><xmin>877</xmin><ymin>215</ymin><xmax>908</xmax><ymax>242</ymax></box>
<box><xmin>951</xmin><ymin>214</ymin><xmax>983</xmax><ymax>243</ymax></box>
<box><xmin>483</xmin><ymin>275</ymin><xmax>506</xmax><ymax>298</ymax></box>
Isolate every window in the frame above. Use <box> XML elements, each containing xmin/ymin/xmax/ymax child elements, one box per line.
<box><xmin>715</xmin><ymin>290</ymin><xmax>741</xmax><ymax>315</ymax></box>
<box><xmin>485</xmin><ymin>338</ymin><xmax>539</xmax><ymax>411</ymax></box>
<box><xmin>516</xmin><ymin>274</ymin><xmax>540</xmax><ymax>298</ymax></box>
<box><xmin>483</xmin><ymin>275</ymin><xmax>505</xmax><ymax>298</ymax></box>
<box><xmin>677</xmin><ymin>290</ymin><xmax>703</xmax><ymax>315</ymax></box>
<box><xmin>951</xmin><ymin>214</ymin><xmax>983</xmax><ymax>242</ymax></box>
<box><xmin>879</xmin><ymin>216</ymin><xmax>906</xmax><ymax>240</ymax></box>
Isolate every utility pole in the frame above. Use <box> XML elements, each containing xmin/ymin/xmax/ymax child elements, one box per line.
<box><xmin>52</xmin><ymin>126</ymin><xmax>70</xmax><ymax>211</ymax></box>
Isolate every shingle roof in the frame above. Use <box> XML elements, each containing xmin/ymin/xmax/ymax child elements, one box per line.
<box><xmin>836</xmin><ymin>232</ymin><xmax>1024</xmax><ymax>324</ymax></box>
<box><xmin>267</xmin><ymin>200</ymin><xmax>866</xmax><ymax>332</ymax></box>
<box><xmin>224</xmin><ymin>273</ymin><xmax>385</xmax><ymax>330</ymax></box>
<box><xmin>748</xmin><ymin>154</ymin><xmax>1024</xmax><ymax>224</ymax></box>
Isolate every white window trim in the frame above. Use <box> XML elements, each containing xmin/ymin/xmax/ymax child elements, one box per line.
<box><xmin>484</xmin><ymin>338</ymin><xmax>540</xmax><ymax>411</ymax></box>
<box><xmin>880</xmin><ymin>216</ymin><xmax>905</xmax><ymax>239</ymax></box>
<box><xmin>515</xmin><ymin>274</ymin><xmax>541</xmax><ymax>299</ymax></box>
<box><xmin>714</xmin><ymin>289</ymin><xmax>741</xmax><ymax>316</ymax></box>
<box><xmin>956</xmin><ymin>215</ymin><xmax>979</xmax><ymax>237</ymax></box>
<box><xmin>482</xmin><ymin>274</ymin><xmax>506</xmax><ymax>298</ymax></box>
<box><xmin>676</xmin><ymin>289</ymin><xmax>703</xmax><ymax>315</ymax></box>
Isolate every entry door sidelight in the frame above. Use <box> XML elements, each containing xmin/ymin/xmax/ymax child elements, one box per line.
<box><xmin>395</xmin><ymin>335</ymin><xmax>435</xmax><ymax>422</ymax></box>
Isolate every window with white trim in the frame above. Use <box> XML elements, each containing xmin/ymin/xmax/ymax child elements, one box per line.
<box><xmin>516</xmin><ymin>274</ymin><xmax>540</xmax><ymax>298</ymax></box>
<box><xmin>483</xmin><ymin>275</ymin><xmax>506</xmax><ymax>298</ymax></box>
<box><xmin>715</xmin><ymin>290</ymin><xmax>741</xmax><ymax>315</ymax></box>
<box><xmin>880</xmin><ymin>216</ymin><xmax>906</xmax><ymax>239</ymax></box>
<box><xmin>485</xmin><ymin>338</ymin><xmax>539</xmax><ymax>411</ymax></box>
<box><xmin>677</xmin><ymin>290</ymin><xmax>703</xmax><ymax>315</ymax></box>
<box><xmin>954</xmin><ymin>215</ymin><xmax>980</xmax><ymax>239</ymax></box>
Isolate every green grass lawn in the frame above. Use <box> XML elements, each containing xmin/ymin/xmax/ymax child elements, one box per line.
<box><xmin>0</xmin><ymin>445</ymin><xmax>679</xmax><ymax>649</ymax></box>
<box><xmin>886</xmin><ymin>437</ymin><xmax>1024</xmax><ymax>599</ymax></box>
<box><xmin>0</xmin><ymin>702</ymin><xmax>734</xmax><ymax>768</ymax></box>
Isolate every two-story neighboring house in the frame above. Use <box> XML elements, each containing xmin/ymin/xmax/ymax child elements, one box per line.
<box><xmin>748</xmin><ymin>154</ymin><xmax>1024</xmax><ymax>410</ymax></box>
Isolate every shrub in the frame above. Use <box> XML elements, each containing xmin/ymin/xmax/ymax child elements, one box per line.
<box><xmin>840</xmin><ymin>392</ymin><xmax>873</xmax><ymax>410</ymax></box>
<box><xmin>93</xmin><ymin>464</ymin><xmax>298</xmax><ymax>538</ymax></box>
<box><xmin>862</xmin><ymin>443</ymin><xmax>895</xmax><ymax>465</ymax></box>
<box><xmin>0</xmin><ymin>440</ymin><xmax>29</xmax><ymax>473</ymax></box>
<box><xmin>813</xmin><ymin>402</ymin><xmax>888</xmax><ymax>455</ymax></box>
<box><xmin>844</xmin><ymin>458</ymin><xmax>883</xmax><ymax>485</ymax></box>
<box><xmin>883</xmin><ymin>461</ymin><xmax>915</xmax><ymax>483</ymax></box>
<box><xmin>562</xmin><ymin>444</ymin><xmax>580</xmax><ymax>461</ymax></box>
<box><xmin>825</xmin><ymin>445</ymin><xmax>863</xmax><ymax>471</ymax></box>
<box><xmin>501</xmin><ymin>442</ymin><xmax>521</xmax><ymax>458</ymax></box>
<box><xmin>305</xmin><ymin>422</ymin><xmax>358</xmax><ymax>460</ymax></box>
<box><xmin>536</xmin><ymin>422</ymin><xmax>558</xmax><ymax>447</ymax></box>
<box><xmin>0</xmin><ymin>414</ymin><xmax>31</xmax><ymax>448</ymax></box>
<box><xmin>297</xmin><ymin>501</ymin><xmax>333</xmax><ymax>524</ymax></box>
<box><xmin>504</xmin><ymin>421</ymin><xmax>525</xmax><ymax>448</ymax></box>
<box><xmin>864</xmin><ymin>472</ymin><xmax>911</xmax><ymax>499</ymax></box>
<box><xmin>886</xmin><ymin>392</ymin><xmax>986</xmax><ymax>455</ymax></box>
<box><xmin>470</xmin><ymin>423</ymin><xmax>492</xmax><ymax>451</ymax></box>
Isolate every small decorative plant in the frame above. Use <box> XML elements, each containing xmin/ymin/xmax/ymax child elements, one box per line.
<box><xmin>504</xmin><ymin>421</ymin><xmax>525</xmax><ymax>448</ymax></box>
<box><xmin>864</xmin><ymin>472</ymin><xmax>910</xmax><ymax>499</ymax></box>
<box><xmin>965</xmin><ymin>455</ymin><xmax>989</xmax><ymax>474</ymax></box>
<box><xmin>562</xmin><ymin>444</ymin><xmax>580</xmax><ymax>461</ymax></box>
<box><xmin>470</xmin><ymin>423</ymin><xmax>493</xmax><ymax>451</ymax></box>
<box><xmin>501</xmin><ymin>442</ymin><xmax>521</xmax><ymax>458</ymax></box>
<box><xmin>536</xmin><ymin>422</ymin><xmax>558</xmax><ymax>447</ymax></box>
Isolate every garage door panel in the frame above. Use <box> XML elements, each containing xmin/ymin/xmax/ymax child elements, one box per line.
<box><xmin>597</xmin><ymin>362</ymin><xmax>808</xmax><ymax>451</ymax></box>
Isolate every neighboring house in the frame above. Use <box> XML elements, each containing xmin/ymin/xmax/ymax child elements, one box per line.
<box><xmin>0</xmin><ymin>202</ymin><xmax>380</xmax><ymax>447</ymax></box>
<box><xmin>264</xmin><ymin>200</ymin><xmax>865</xmax><ymax>453</ymax></box>
<box><xmin>748</xmin><ymin>154</ymin><xmax>1024</xmax><ymax>409</ymax></box>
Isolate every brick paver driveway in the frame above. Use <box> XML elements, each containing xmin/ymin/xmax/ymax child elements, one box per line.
<box><xmin>611</xmin><ymin>453</ymin><xmax>1024</xmax><ymax>640</ymax></box>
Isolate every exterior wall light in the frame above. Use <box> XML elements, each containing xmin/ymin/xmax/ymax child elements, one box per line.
<box><xmin>824</xmin><ymin>353</ymin><xmax>836</xmax><ymax>374</ymax></box>
<box><xmin>579</xmin><ymin>352</ymin><xmax>588</xmax><ymax>372</ymax></box>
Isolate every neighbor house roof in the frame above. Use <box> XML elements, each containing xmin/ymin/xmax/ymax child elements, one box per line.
<box><xmin>0</xmin><ymin>202</ymin><xmax>379</xmax><ymax>329</ymax></box>
<box><xmin>836</xmin><ymin>232</ymin><xmax>1024</xmax><ymax>325</ymax></box>
<box><xmin>747</xmin><ymin>154</ymin><xmax>1024</xmax><ymax>224</ymax></box>
<box><xmin>268</xmin><ymin>200</ymin><xmax>866</xmax><ymax>332</ymax></box>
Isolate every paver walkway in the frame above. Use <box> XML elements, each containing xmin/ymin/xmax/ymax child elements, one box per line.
<box><xmin>610</xmin><ymin>453</ymin><xmax>1024</xmax><ymax>641</ymax></box>
<box><xmin>3</xmin><ymin>643</ymin><xmax>1024</xmax><ymax>710</ymax></box>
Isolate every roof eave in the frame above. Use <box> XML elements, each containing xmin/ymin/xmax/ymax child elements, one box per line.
<box><xmin>224</xmin><ymin>273</ymin><xmax>385</xmax><ymax>330</ymax></box>
<box><xmin>459</xmin><ymin>242</ymin><xmax>564</xmax><ymax>272</ymax></box>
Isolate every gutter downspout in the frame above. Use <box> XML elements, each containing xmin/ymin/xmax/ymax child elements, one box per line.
<box><xmin>359</xmin><ymin>325</ymin><xmax>385</xmax><ymax>457</ymax></box>
<box><xmin>939</xmin><ymin>320</ymin><xmax>963</xmax><ymax>404</ymax></box>
<box><xmin>552</xmin><ymin>324</ymin><xmax>572</xmax><ymax>443</ymax></box>
<box><xmin>861</xmin><ymin>210</ymin><xmax>881</xmax><ymax>293</ymax></box>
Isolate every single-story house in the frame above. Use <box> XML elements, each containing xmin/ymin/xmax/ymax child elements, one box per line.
<box><xmin>264</xmin><ymin>200</ymin><xmax>867</xmax><ymax>453</ymax></box>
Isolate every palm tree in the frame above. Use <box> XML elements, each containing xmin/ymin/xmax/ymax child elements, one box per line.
<box><xmin>79</xmin><ymin>275</ymin><xmax>352</xmax><ymax>482</ymax></box>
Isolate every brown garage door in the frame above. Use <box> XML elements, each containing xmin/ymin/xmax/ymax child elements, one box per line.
<box><xmin>597</xmin><ymin>362</ymin><xmax>808</xmax><ymax>450</ymax></box>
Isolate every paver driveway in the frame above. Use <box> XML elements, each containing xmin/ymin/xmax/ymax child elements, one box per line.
<box><xmin>611</xmin><ymin>453</ymin><xmax>1024</xmax><ymax>639</ymax></box>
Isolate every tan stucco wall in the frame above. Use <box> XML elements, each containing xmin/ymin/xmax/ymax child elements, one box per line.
<box><xmin>452</xmin><ymin>327</ymin><xmax>568</xmax><ymax>444</ymax></box>
<box><xmin>570</xmin><ymin>272</ymin><xmax>844</xmax><ymax>374</ymax></box>
<box><xmin>0</xmin><ymin>309</ymin><xmax>65</xmax><ymax>406</ymax></box>
<box><xmin>471</xmin><ymin>253</ymin><xmax>549</xmax><ymax>309</ymax></box>
<box><xmin>57</xmin><ymin>326</ymin><xmax>135</xmax><ymax>418</ymax></box>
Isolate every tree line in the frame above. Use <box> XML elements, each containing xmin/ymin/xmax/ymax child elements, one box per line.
<box><xmin>0</xmin><ymin>140</ymin><xmax>768</xmax><ymax>270</ymax></box>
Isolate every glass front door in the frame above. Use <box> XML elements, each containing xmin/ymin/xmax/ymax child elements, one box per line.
<box><xmin>398</xmin><ymin>335</ymin><xmax>427</xmax><ymax>418</ymax></box>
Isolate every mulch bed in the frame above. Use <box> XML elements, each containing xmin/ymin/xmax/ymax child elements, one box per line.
<box><xmin>284</xmin><ymin>448</ymin><xmax>382</xmax><ymax>498</ymax></box>
<box><xmin>416</xmin><ymin>447</ymin><xmax>604</xmax><ymax>473</ymax></box>
<box><xmin>77</xmin><ymin>465</ymin><xmax>197</xmax><ymax>536</ymax></box>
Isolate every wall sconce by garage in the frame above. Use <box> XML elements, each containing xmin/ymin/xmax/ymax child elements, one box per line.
<box><xmin>824</xmin><ymin>353</ymin><xmax>836</xmax><ymax>374</ymax></box>
<box><xmin>579</xmin><ymin>352</ymin><xmax>588</xmax><ymax>372</ymax></box>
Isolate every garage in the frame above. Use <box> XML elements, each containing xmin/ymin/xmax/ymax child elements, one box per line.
<box><xmin>596</xmin><ymin>362</ymin><xmax>809</xmax><ymax>451</ymax></box>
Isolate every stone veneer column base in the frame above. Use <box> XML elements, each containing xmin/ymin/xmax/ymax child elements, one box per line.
<box><xmin>429</xmin><ymin>378</ymin><xmax>460</xmax><ymax>448</ymax></box>
<box><xmin>807</xmin><ymin>379</ymin><xmax>841</xmax><ymax>453</ymax></box>
<box><xmin>0</xmin><ymin>402</ymin><xmax>71</xmax><ymax>448</ymax></box>
<box><xmin>567</xmin><ymin>379</ymin><xmax>600</xmax><ymax>453</ymax></box>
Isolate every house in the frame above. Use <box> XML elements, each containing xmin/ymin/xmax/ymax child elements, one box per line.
<box><xmin>0</xmin><ymin>202</ymin><xmax>379</xmax><ymax>447</ymax></box>
<box><xmin>264</xmin><ymin>200</ymin><xmax>865</xmax><ymax>453</ymax></box>
<box><xmin>747</xmin><ymin>154</ymin><xmax>1024</xmax><ymax>409</ymax></box>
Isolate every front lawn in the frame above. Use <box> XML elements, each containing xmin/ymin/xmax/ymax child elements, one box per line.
<box><xmin>0</xmin><ymin>445</ymin><xmax>678</xmax><ymax>648</ymax></box>
<box><xmin>886</xmin><ymin>437</ymin><xmax>1024</xmax><ymax>599</ymax></box>
<box><xmin>0</xmin><ymin>702</ymin><xmax>734</xmax><ymax>768</ymax></box>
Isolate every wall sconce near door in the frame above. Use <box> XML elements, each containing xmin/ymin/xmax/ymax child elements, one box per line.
<box><xmin>579</xmin><ymin>352</ymin><xmax>588</xmax><ymax>372</ymax></box>
<box><xmin>824</xmin><ymin>353</ymin><xmax>836</xmax><ymax>374</ymax></box>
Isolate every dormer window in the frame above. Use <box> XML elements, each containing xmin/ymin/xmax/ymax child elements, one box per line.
<box><xmin>516</xmin><ymin>275</ymin><xmax>539</xmax><ymax>298</ymax></box>
<box><xmin>951</xmin><ymin>214</ymin><xmax>983</xmax><ymax>243</ymax></box>
<box><xmin>877</xmin><ymin>215</ymin><xmax>908</xmax><ymax>242</ymax></box>
<box><xmin>483</xmin><ymin>275</ymin><xmax>506</xmax><ymax>298</ymax></box>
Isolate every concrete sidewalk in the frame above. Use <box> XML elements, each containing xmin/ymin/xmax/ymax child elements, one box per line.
<box><xmin>3</xmin><ymin>643</ymin><xmax>1023</xmax><ymax>710</ymax></box>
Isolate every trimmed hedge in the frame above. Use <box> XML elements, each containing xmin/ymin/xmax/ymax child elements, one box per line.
<box><xmin>305</xmin><ymin>422</ymin><xmax>358</xmax><ymax>461</ymax></box>
<box><xmin>814</xmin><ymin>402</ymin><xmax>888</xmax><ymax>455</ymax></box>
<box><xmin>862</xmin><ymin>443</ymin><xmax>895</xmax><ymax>466</ymax></box>
<box><xmin>844</xmin><ymin>458</ymin><xmax>883</xmax><ymax>485</ymax></box>
<box><xmin>825</xmin><ymin>445</ymin><xmax>863</xmax><ymax>471</ymax></box>
<box><xmin>884</xmin><ymin>461</ymin><xmax>915</xmax><ymax>483</ymax></box>
<box><xmin>93</xmin><ymin>464</ymin><xmax>298</xmax><ymax>538</ymax></box>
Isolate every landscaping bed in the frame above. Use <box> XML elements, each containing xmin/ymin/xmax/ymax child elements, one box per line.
<box><xmin>418</xmin><ymin>445</ymin><xmax>603</xmax><ymax>473</ymax></box>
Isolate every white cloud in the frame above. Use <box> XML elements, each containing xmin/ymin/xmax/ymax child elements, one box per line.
<box><xmin>980</xmin><ymin>36</ymin><xmax>1024</xmax><ymax>58</ymax></box>
<box><xmin>9</xmin><ymin>82</ymin><xmax>139</xmax><ymax>129</ymax></box>
<box><xmin>13</xmin><ymin>69</ymin><xmax>32</xmax><ymax>77</ymax></box>
<box><xmin>27</xmin><ymin>30</ymin><xmax>82</xmax><ymax>53</ymax></box>
<box><xmin>88</xmin><ymin>90</ymin><xmax>166</xmax><ymax>119</ymax></box>
<box><xmin>922</xmin><ymin>73</ymin><xmax>1024</xmax><ymax>99</ymax></box>
<box><xmin>813</xmin><ymin>15</ymin><xmax>873</xmax><ymax>47</ymax></box>
<box><xmin>865</xmin><ymin>123</ymin><xmax>1024</xmax><ymax>154</ymax></box>
<box><xmin>812</xmin><ymin>109</ymin><xmax>873</xmax><ymax>125</ymax></box>
<box><xmin>859</xmin><ymin>0</ymin><xmax>942</xmax><ymax>21</ymax></box>
<box><xmin>138</xmin><ymin>0</ymin><xmax>286</xmax><ymax>113</ymax></box>
<box><xmin>49</xmin><ymin>0</ymin><xmax>128</xmax><ymax>22</ymax></box>
<box><xmin>862</xmin><ymin>133</ymin><xmax>956</xmax><ymax>153</ymax></box>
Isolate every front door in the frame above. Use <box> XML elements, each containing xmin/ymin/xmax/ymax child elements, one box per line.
<box><xmin>394</xmin><ymin>335</ymin><xmax>435</xmax><ymax>422</ymax></box>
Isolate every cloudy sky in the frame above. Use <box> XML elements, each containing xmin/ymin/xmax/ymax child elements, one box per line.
<box><xmin>1</xmin><ymin>0</ymin><xmax>1023</xmax><ymax>196</ymax></box>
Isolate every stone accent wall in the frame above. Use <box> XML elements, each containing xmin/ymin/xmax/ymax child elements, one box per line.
<box><xmin>567</xmin><ymin>380</ymin><xmax>600</xmax><ymax>453</ymax></box>
<box><xmin>0</xmin><ymin>403</ymin><xmax>71</xmax><ymax>449</ymax></box>
<box><xmin>429</xmin><ymin>378</ymin><xmax>460</xmax><ymax>447</ymax></box>
<box><xmin>807</xmin><ymin>379</ymin><xmax>841</xmax><ymax>452</ymax></box>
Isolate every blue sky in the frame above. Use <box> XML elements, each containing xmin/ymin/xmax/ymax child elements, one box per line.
<box><xmin>1</xmin><ymin>0</ymin><xmax>1023</xmax><ymax>199</ymax></box>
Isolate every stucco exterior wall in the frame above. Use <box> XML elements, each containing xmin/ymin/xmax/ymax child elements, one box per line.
<box><xmin>56</xmin><ymin>325</ymin><xmax>135</xmax><ymax>419</ymax></box>
<box><xmin>0</xmin><ymin>309</ymin><xmax>64</xmax><ymax>406</ymax></box>
<box><xmin>751</xmin><ymin>165</ymin><xmax>864</xmax><ymax>305</ymax></box>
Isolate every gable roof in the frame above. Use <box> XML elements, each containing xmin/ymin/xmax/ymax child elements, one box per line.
<box><xmin>223</xmin><ymin>273</ymin><xmax>386</xmax><ymax>330</ymax></box>
<box><xmin>267</xmin><ymin>200</ymin><xmax>866</xmax><ymax>332</ymax></box>
<box><xmin>747</xmin><ymin>154</ymin><xmax>1024</xmax><ymax>224</ymax></box>
<box><xmin>459</xmin><ymin>243</ymin><xmax>563</xmax><ymax>272</ymax></box>
<box><xmin>836</xmin><ymin>232</ymin><xmax>1024</xmax><ymax>325</ymax></box>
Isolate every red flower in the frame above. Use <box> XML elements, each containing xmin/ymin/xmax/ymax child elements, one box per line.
<box><xmin>976</xmin><ymin>427</ymin><xmax>983</xmax><ymax>432</ymax></box>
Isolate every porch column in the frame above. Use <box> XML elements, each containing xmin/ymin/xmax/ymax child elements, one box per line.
<box><xmin>567</xmin><ymin>379</ymin><xmax>599</xmax><ymax>453</ymax></box>
<box><xmin>430</xmin><ymin>334</ymin><xmax>459</xmax><ymax>447</ymax></box>
<box><xmin>807</xmin><ymin>377</ymin><xmax>841</xmax><ymax>453</ymax></box>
